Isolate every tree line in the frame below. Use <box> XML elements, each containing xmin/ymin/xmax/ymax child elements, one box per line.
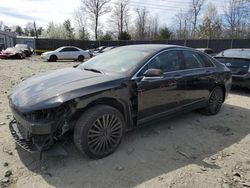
<box><xmin>0</xmin><ymin>0</ymin><xmax>249</xmax><ymax>40</ymax></box>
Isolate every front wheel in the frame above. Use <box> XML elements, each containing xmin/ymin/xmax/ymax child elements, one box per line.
<box><xmin>202</xmin><ymin>86</ymin><xmax>224</xmax><ymax>115</ymax></box>
<box><xmin>74</xmin><ymin>105</ymin><xmax>125</xmax><ymax>159</ymax></box>
<box><xmin>49</xmin><ymin>55</ymin><xmax>57</xmax><ymax>62</ymax></box>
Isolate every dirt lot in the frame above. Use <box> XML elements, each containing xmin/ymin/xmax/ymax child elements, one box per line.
<box><xmin>0</xmin><ymin>56</ymin><xmax>250</xmax><ymax>188</ymax></box>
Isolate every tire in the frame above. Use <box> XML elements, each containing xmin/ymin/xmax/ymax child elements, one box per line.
<box><xmin>18</xmin><ymin>54</ymin><xmax>23</xmax><ymax>59</ymax></box>
<box><xmin>202</xmin><ymin>86</ymin><xmax>224</xmax><ymax>115</ymax></box>
<box><xmin>74</xmin><ymin>105</ymin><xmax>125</xmax><ymax>159</ymax></box>
<box><xmin>49</xmin><ymin>55</ymin><xmax>57</xmax><ymax>62</ymax></box>
<box><xmin>77</xmin><ymin>55</ymin><xmax>84</xmax><ymax>62</ymax></box>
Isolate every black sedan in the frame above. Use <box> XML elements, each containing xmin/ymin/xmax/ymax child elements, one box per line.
<box><xmin>214</xmin><ymin>49</ymin><xmax>250</xmax><ymax>89</ymax></box>
<box><xmin>8</xmin><ymin>45</ymin><xmax>231</xmax><ymax>159</ymax></box>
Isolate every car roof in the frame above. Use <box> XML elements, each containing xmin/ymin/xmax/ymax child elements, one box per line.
<box><xmin>196</xmin><ymin>48</ymin><xmax>213</xmax><ymax>51</ymax></box>
<box><xmin>216</xmin><ymin>48</ymin><xmax>250</xmax><ymax>59</ymax></box>
<box><xmin>116</xmin><ymin>44</ymin><xmax>185</xmax><ymax>52</ymax></box>
<box><xmin>61</xmin><ymin>46</ymin><xmax>81</xmax><ymax>49</ymax></box>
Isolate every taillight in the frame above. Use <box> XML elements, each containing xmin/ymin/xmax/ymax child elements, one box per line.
<box><xmin>248</xmin><ymin>66</ymin><xmax>250</xmax><ymax>73</ymax></box>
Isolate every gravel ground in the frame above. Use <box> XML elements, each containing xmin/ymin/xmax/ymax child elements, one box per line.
<box><xmin>0</xmin><ymin>57</ymin><xmax>250</xmax><ymax>188</ymax></box>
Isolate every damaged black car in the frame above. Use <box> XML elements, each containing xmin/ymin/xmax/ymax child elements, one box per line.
<box><xmin>8</xmin><ymin>45</ymin><xmax>232</xmax><ymax>159</ymax></box>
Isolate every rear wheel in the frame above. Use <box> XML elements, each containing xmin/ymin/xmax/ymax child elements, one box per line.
<box><xmin>74</xmin><ymin>105</ymin><xmax>125</xmax><ymax>159</ymax></box>
<box><xmin>77</xmin><ymin>55</ymin><xmax>84</xmax><ymax>62</ymax></box>
<box><xmin>202</xmin><ymin>86</ymin><xmax>224</xmax><ymax>115</ymax></box>
<box><xmin>49</xmin><ymin>55</ymin><xmax>57</xmax><ymax>62</ymax></box>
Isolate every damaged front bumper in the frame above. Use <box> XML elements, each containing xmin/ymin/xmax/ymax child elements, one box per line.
<box><xmin>9</xmin><ymin>106</ymin><xmax>60</xmax><ymax>153</ymax></box>
<box><xmin>9</xmin><ymin>119</ymin><xmax>54</xmax><ymax>153</ymax></box>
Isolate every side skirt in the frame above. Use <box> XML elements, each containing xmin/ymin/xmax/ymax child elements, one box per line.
<box><xmin>137</xmin><ymin>100</ymin><xmax>206</xmax><ymax>126</ymax></box>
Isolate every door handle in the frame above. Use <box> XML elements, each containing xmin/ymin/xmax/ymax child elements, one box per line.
<box><xmin>205</xmin><ymin>70</ymin><xmax>212</xmax><ymax>74</ymax></box>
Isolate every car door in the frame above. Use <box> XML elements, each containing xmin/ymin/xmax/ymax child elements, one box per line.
<box><xmin>69</xmin><ymin>47</ymin><xmax>80</xmax><ymax>59</ymax></box>
<box><xmin>180</xmin><ymin>50</ymin><xmax>216</xmax><ymax>105</ymax></box>
<box><xmin>58</xmin><ymin>48</ymin><xmax>71</xmax><ymax>60</ymax></box>
<box><xmin>135</xmin><ymin>50</ymin><xmax>186</xmax><ymax>120</ymax></box>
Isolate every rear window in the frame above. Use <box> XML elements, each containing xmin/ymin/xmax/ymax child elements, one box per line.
<box><xmin>183</xmin><ymin>50</ymin><xmax>205</xmax><ymax>69</ymax></box>
<box><xmin>198</xmin><ymin>53</ymin><xmax>215</xmax><ymax>67</ymax></box>
<box><xmin>217</xmin><ymin>49</ymin><xmax>250</xmax><ymax>59</ymax></box>
<box><xmin>204</xmin><ymin>50</ymin><xmax>214</xmax><ymax>54</ymax></box>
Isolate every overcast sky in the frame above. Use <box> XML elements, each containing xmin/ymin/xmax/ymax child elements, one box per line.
<box><xmin>0</xmin><ymin>0</ymin><xmax>227</xmax><ymax>29</ymax></box>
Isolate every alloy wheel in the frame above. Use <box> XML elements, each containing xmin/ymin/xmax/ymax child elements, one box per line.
<box><xmin>87</xmin><ymin>114</ymin><xmax>123</xmax><ymax>156</ymax></box>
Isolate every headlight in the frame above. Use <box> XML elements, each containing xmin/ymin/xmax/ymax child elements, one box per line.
<box><xmin>23</xmin><ymin>105</ymin><xmax>70</xmax><ymax>122</ymax></box>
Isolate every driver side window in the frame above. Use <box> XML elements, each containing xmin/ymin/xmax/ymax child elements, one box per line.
<box><xmin>142</xmin><ymin>50</ymin><xmax>183</xmax><ymax>74</ymax></box>
<box><xmin>60</xmin><ymin>48</ymin><xmax>69</xmax><ymax>52</ymax></box>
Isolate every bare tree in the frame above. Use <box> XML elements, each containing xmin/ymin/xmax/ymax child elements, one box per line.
<box><xmin>111</xmin><ymin>0</ymin><xmax>130</xmax><ymax>35</ymax></box>
<box><xmin>190</xmin><ymin>0</ymin><xmax>206</xmax><ymax>37</ymax></box>
<box><xmin>134</xmin><ymin>7</ymin><xmax>148</xmax><ymax>40</ymax></box>
<box><xmin>73</xmin><ymin>9</ymin><xmax>89</xmax><ymax>40</ymax></box>
<box><xmin>224</xmin><ymin>0</ymin><xmax>250</xmax><ymax>38</ymax></box>
<box><xmin>173</xmin><ymin>10</ymin><xmax>192</xmax><ymax>39</ymax></box>
<box><xmin>81</xmin><ymin>0</ymin><xmax>111</xmax><ymax>40</ymax></box>
<box><xmin>147</xmin><ymin>14</ymin><xmax>159</xmax><ymax>40</ymax></box>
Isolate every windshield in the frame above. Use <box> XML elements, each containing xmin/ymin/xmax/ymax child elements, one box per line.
<box><xmin>15</xmin><ymin>44</ymin><xmax>27</xmax><ymax>48</ymax></box>
<box><xmin>79</xmin><ymin>47</ymin><xmax>149</xmax><ymax>74</ymax></box>
<box><xmin>5</xmin><ymin>48</ymin><xmax>13</xmax><ymax>51</ymax></box>
<box><xmin>55</xmin><ymin>47</ymin><xmax>64</xmax><ymax>52</ymax></box>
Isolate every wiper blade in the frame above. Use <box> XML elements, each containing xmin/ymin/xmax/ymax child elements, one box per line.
<box><xmin>84</xmin><ymin>68</ymin><xmax>103</xmax><ymax>74</ymax></box>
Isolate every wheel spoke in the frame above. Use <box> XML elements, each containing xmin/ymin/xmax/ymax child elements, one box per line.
<box><xmin>102</xmin><ymin>115</ymin><xmax>107</xmax><ymax>128</ymax></box>
<box><xmin>93</xmin><ymin>138</ymin><xmax>103</xmax><ymax>153</ymax></box>
<box><xmin>88</xmin><ymin>136</ymin><xmax>101</xmax><ymax>148</ymax></box>
<box><xmin>110</xmin><ymin>122</ymin><xmax>121</xmax><ymax>131</ymax></box>
<box><xmin>108</xmin><ymin>115</ymin><xmax>117</xmax><ymax>127</ymax></box>
<box><xmin>93</xmin><ymin>123</ymin><xmax>102</xmax><ymax>131</ymax></box>
<box><xmin>97</xmin><ymin>119</ymin><xmax>104</xmax><ymax>129</ymax></box>
<box><xmin>107</xmin><ymin>115</ymin><xmax>115</xmax><ymax>128</ymax></box>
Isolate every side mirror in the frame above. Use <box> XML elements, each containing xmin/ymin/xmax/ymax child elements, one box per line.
<box><xmin>143</xmin><ymin>68</ymin><xmax>163</xmax><ymax>77</ymax></box>
<box><xmin>142</xmin><ymin>68</ymin><xmax>163</xmax><ymax>81</ymax></box>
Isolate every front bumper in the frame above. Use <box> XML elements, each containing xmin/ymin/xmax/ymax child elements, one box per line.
<box><xmin>41</xmin><ymin>54</ymin><xmax>49</xmax><ymax>60</ymax></box>
<box><xmin>9</xmin><ymin>107</ymin><xmax>55</xmax><ymax>152</ymax></box>
<box><xmin>232</xmin><ymin>73</ymin><xmax>250</xmax><ymax>88</ymax></box>
<box><xmin>9</xmin><ymin>120</ymin><xmax>38</xmax><ymax>152</ymax></box>
<box><xmin>10</xmin><ymin>106</ymin><xmax>54</xmax><ymax>135</ymax></box>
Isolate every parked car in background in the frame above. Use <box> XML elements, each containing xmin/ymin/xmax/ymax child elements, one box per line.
<box><xmin>196</xmin><ymin>48</ymin><xmax>215</xmax><ymax>56</ymax></box>
<box><xmin>41</xmin><ymin>46</ymin><xmax>90</xmax><ymax>62</ymax></box>
<box><xmin>92</xmin><ymin>46</ymin><xmax>116</xmax><ymax>56</ymax></box>
<box><xmin>0</xmin><ymin>47</ymin><xmax>26</xmax><ymax>59</ymax></box>
<box><xmin>15</xmin><ymin>44</ymin><xmax>33</xmax><ymax>57</ymax></box>
<box><xmin>88</xmin><ymin>46</ymin><xmax>107</xmax><ymax>57</ymax></box>
<box><xmin>8</xmin><ymin>45</ymin><xmax>231</xmax><ymax>159</ymax></box>
<box><xmin>214</xmin><ymin>49</ymin><xmax>250</xmax><ymax>89</ymax></box>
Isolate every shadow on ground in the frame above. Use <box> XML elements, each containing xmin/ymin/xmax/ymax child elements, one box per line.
<box><xmin>16</xmin><ymin>102</ymin><xmax>250</xmax><ymax>188</ymax></box>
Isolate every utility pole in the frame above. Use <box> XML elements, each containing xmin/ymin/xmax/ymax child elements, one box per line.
<box><xmin>33</xmin><ymin>21</ymin><xmax>38</xmax><ymax>38</ymax></box>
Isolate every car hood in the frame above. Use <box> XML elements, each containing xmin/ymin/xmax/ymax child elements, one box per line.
<box><xmin>42</xmin><ymin>51</ymin><xmax>54</xmax><ymax>55</ymax></box>
<box><xmin>9</xmin><ymin>68</ymin><xmax>124</xmax><ymax>112</ymax></box>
